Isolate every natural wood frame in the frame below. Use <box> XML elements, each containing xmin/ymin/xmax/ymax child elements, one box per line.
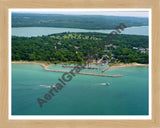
<box><xmin>0</xmin><ymin>0</ymin><xmax>160</xmax><ymax>127</ymax></box>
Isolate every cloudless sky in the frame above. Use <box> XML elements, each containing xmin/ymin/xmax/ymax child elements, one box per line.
<box><xmin>12</xmin><ymin>9</ymin><xmax>149</xmax><ymax>17</ymax></box>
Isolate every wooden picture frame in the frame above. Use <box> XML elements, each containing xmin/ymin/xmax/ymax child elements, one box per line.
<box><xmin>0</xmin><ymin>0</ymin><xmax>160</xmax><ymax>127</ymax></box>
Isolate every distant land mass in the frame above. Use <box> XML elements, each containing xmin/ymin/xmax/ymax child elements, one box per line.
<box><xmin>12</xmin><ymin>13</ymin><xmax>148</xmax><ymax>29</ymax></box>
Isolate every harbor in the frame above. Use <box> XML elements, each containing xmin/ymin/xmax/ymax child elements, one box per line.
<box><xmin>40</xmin><ymin>64</ymin><xmax>123</xmax><ymax>77</ymax></box>
<box><xmin>62</xmin><ymin>65</ymin><xmax>98</xmax><ymax>69</ymax></box>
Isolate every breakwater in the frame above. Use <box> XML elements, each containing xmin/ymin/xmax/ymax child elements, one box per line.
<box><xmin>102</xmin><ymin>67</ymin><xmax>110</xmax><ymax>72</ymax></box>
<box><xmin>62</xmin><ymin>65</ymin><xmax>98</xmax><ymax>69</ymax></box>
<box><xmin>40</xmin><ymin>64</ymin><xmax>123</xmax><ymax>77</ymax></box>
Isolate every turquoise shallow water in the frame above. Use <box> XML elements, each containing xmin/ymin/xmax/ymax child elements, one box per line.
<box><xmin>12</xmin><ymin>64</ymin><xmax>149</xmax><ymax>115</ymax></box>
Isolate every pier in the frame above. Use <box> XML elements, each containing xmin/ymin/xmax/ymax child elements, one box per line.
<box><xmin>40</xmin><ymin>64</ymin><xmax>123</xmax><ymax>77</ymax></box>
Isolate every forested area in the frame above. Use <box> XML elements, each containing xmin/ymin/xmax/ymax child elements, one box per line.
<box><xmin>12</xmin><ymin>13</ymin><xmax>148</xmax><ymax>30</ymax></box>
<box><xmin>12</xmin><ymin>32</ymin><xmax>149</xmax><ymax>64</ymax></box>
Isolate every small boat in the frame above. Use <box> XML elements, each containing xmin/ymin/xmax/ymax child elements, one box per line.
<box><xmin>106</xmin><ymin>83</ymin><xmax>110</xmax><ymax>85</ymax></box>
<box><xmin>51</xmin><ymin>85</ymin><xmax>56</xmax><ymax>88</ymax></box>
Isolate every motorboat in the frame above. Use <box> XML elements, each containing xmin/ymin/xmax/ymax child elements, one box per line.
<box><xmin>106</xmin><ymin>83</ymin><xmax>110</xmax><ymax>85</ymax></box>
<box><xmin>51</xmin><ymin>85</ymin><xmax>56</xmax><ymax>88</ymax></box>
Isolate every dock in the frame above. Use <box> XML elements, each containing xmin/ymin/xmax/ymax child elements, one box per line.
<box><xmin>40</xmin><ymin>64</ymin><xmax>123</xmax><ymax>77</ymax></box>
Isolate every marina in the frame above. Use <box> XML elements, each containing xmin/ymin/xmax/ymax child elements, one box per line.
<box><xmin>40</xmin><ymin>64</ymin><xmax>123</xmax><ymax>77</ymax></box>
<box><xmin>62</xmin><ymin>65</ymin><xmax>98</xmax><ymax>69</ymax></box>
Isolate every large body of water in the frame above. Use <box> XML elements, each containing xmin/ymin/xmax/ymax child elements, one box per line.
<box><xmin>12</xmin><ymin>64</ymin><xmax>148</xmax><ymax>115</ymax></box>
<box><xmin>12</xmin><ymin>26</ymin><xmax>148</xmax><ymax>37</ymax></box>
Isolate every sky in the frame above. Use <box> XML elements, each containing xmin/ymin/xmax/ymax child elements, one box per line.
<box><xmin>12</xmin><ymin>9</ymin><xmax>149</xmax><ymax>17</ymax></box>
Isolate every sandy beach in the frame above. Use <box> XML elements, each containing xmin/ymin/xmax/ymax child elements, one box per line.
<box><xmin>109</xmin><ymin>63</ymin><xmax>148</xmax><ymax>68</ymax></box>
<box><xmin>12</xmin><ymin>61</ymin><xmax>54</xmax><ymax>66</ymax></box>
<box><xmin>100</xmin><ymin>63</ymin><xmax>148</xmax><ymax>72</ymax></box>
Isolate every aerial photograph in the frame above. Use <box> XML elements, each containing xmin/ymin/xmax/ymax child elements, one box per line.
<box><xmin>11</xmin><ymin>9</ymin><xmax>150</xmax><ymax>116</ymax></box>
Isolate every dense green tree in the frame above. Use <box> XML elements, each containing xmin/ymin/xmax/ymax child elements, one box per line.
<box><xmin>12</xmin><ymin>13</ymin><xmax>148</xmax><ymax>30</ymax></box>
<box><xmin>12</xmin><ymin>32</ymin><xmax>149</xmax><ymax>64</ymax></box>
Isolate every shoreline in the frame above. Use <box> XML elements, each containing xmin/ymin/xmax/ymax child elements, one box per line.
<box><xmin>12</xmin><ymin>61</ymin><xmax>148</xmax><ymax>77</ymax></box>
<box><xmin>101</xmin><ymin>63</ymin><xmax>148</xmax><ymax>72</ymax></box>
<box><xmin>102</xmin><ymin>63</ymin><xmax>149</xmax><ymax>72</ymax></box>
<box><xmin>12</xmin><ymin>61</ymin><xmax>54</xmax><ymax>66</ymax></box>
<box><xmin>109</xmin><ymin>63</ymin><xmax>148</xmax><ymax>68</ymax></box>
<box><xmin>11</xmin><ymin>61</ymin><xmax>85</xmax><ymax>66</ymax></box>
<box><xmin>12</xmin><ymin>61</ymin><xmax>149</xmax><ymax>68</ymax></box>
<box><xmin>11</xmin><ymin>61</ymin><xmax>124</xmax><ymax>77</ymax></box>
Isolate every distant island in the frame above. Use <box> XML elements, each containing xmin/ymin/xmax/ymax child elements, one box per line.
<box><xmin>12</xmin><ymin>32</ymin><xmax>149</xmax><ymax>66</ymax></box>
<box><xmin>12</xmin><ymin>13</ymin><xmax>148</xmax><ymax>30</ymax></box>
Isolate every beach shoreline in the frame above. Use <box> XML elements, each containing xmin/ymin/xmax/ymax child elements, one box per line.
<box><xmin>101</xmin><ymin>63</ymin><xmax>148</xmax><ymax>72</ymax></box>
<box><xmin>12</xmin><ymin>61</ymin><xmax>54</xmax><ymax>66</ymax></box>
<box><xmin>11</xmin><ymin>61</ymin><xmax>86</xmax><ymax>66</ymax></box>
<box><xmin>12</xmin><ymin>61</ymin><xmax>149</xmax><ymax>67</ymax></box>
<box><xmin>11</xmin><ymin>61</ymin><xmax>149</xmax><ymax>77</ymax></box>
<box><xmin>11</xmin><ymin>61</ymin><xmax>124</xmax><ymax>77</ymax></box>
<box><xmin>109</xmin><ymin>63</ymin><xmax>148</xmax><ymax>68</ymax></box>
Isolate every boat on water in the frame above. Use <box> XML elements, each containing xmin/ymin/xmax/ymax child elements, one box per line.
<box><xmin>40</xmin><ymin>85</ymin><xmax>56</xmax><ymax>88</ymax></box>
<box><xmin>106</xmin><ymin>83</ymin><xmax>110</xmax><ymax>85</ymax></box>
<box><xmin>51</xmin><ymin>85</ymin><xmax>56</xmax><ymax>88</ymax></box>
